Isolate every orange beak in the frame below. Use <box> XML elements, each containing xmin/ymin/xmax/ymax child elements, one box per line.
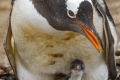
<box><xmin>74</xmin><ymin>21</ymin><xmax>101</xmax><ymax>52</ymax></box>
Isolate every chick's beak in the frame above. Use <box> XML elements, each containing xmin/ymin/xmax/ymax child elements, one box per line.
<box><xmin>74</xmin><ymin>21</ymin><xmax>104</xmax><ymax>52</ymax></box>
<box><xmin>74</xmin><ymin>66</ymin><xmax>81</xmax><ymax>71</ymax></box>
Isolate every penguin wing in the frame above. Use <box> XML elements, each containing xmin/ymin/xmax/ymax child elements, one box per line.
<box><xmin>3</xmin><ymin>2</ymin><xmax>16</xmax><ymax>74</ymax></box>
<box><xmin>3</xmin><ymin>19</ymin><xmax>16</xmax><ymax>75</ymax></box>
<box><xmin>94</xmin><ymin>0</ymin><xmax>117</xmax><ymax>79</ymax></box>
<box><xmin>3</xmin><ymin>22</ymin><xmax>16</xmax><ymax>74</ymax></box>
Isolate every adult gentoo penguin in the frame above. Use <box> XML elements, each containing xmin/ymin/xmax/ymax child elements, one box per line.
<box><xmin>4</xmin><ymin>0</ymin><xmax>118</xmax><ymax>80</ymax></box>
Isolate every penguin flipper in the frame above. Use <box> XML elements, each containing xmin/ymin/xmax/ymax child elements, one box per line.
<box><xmin>3</xmin><ymin>0</ymin><xmax>17</xmax><ymax>76</ymax></box>
<box><xmin>95</xmin><ymin>0</ymin><xmax>117</xmax><ymax>79</ymax></box>
<box><xmin>3</xmin><ymin>20</ymin><xmax>16</xmax><ymax>75</ymax></box>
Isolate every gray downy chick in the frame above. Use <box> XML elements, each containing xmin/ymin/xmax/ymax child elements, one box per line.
<box><xmin>64</xmin><ymin>59</ymin><xmax>85</xmax><ymax>80</ymax></box>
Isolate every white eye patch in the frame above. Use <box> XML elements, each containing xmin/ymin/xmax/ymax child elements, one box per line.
<box><xmin>66</xmin><ymin>0</ymin><xmax>92</xmax><ymax>18</ymax></box>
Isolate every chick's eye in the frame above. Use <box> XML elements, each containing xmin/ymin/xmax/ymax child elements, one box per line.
<box><xmin>82</xmin><ymin>65</ymin><xmax>85</xmax><ymax>69</ymax></box>
<box><xmin>67</xmin><ymin>10</ymin><xmax>76</xmax><ymax>18</ymax></box>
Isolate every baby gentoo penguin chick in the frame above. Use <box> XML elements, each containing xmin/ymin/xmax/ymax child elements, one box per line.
<box><xmin>64</xmin><ymin>59</ymin><xmax>85</xmax><ymax>80</ymax></box>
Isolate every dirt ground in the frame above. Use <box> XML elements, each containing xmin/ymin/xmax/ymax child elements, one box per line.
<box><xmin>0</xmin><ymin>0</ymin><xmax>120</xmax><ymax>68</ymax></box>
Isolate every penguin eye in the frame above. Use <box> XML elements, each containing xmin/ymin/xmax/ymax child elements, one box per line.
<box><xmin>67</xmin><ymin>10</ymin><xmax>76</xmax><ymax>18</ymax></box>
<box><xmin>82</xmin><ymin>65</ymin><xmax>85</xmax><ymax>70</ymax></box>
